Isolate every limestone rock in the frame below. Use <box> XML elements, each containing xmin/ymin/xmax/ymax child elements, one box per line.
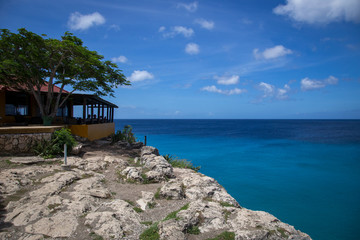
<box><xmin>141</xmin><ymin>155</ymin><xmax>174</xmax><ymax>178</ymax></box>
<box><xmin>160</xmin><ymin>179</ymin><xmax>185</xmax><ymax>200</ymax></box>
<box><xmin>136</xmin><ymin>191</ymin><xmax>155</xmax><ymax>210</ymax></box>
<box><xmin>158</xmin><ymin>219</ymin><xmax>185</xmax><ymax>240</ymax></box>
<box><xmin>229</xmin><ymin>208</ymin><xmax>312</xmax><ymax>240</ymax></box>
<box><xmin>84</xmin><ymin>199</ymin><xmax>143</xmax><ymax>239</ymax></box>
<box><xmin>71</xmin><ymin>143</ymin><xmax>83</xmax><ymax>155</ymax></box>
<box><xmin>121</xmin><ymin>167</ymin><xmax>143</xmax><ymax>182</ymax></box>
<box><xmin>141</xmin><ymin>146</ymin><xmax>159</xmax><ymax>156</ymax></box>
<box><xmin>9</xmin><ymin>156</ymin><xmax>45</xmax><ymax>164</ymax></box>
<box><xmin>179</xmin><ymin>169</ymin><xmax>239</xmax><ymax>207</ymax></box>
<box><xmin>24</xmin><ymin>211</ymin><xmax>78</xmax><ymax>238</ymax></box>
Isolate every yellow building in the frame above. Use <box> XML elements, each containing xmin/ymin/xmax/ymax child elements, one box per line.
<box><xmin>0</xmin><ymin>85</ymin><xmax>117</xmax><ymax>141</ymax></box>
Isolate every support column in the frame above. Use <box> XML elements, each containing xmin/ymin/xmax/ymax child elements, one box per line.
<box><xmin>111</xmin><ymin>107</ymin><xmax>114</xmax><ymax>122</ymax></box>
<box><xmin>97</xmin><ymin>103</ymin><xmax>100</xmax><ymax>123</ymax></box>
<box><xmin>82</xmin><ymin>98</ymin><xmax>87</xmax><ymax>124</ymax></box>
<box><xmin>102</xmin><ymin>104</ymin><xmax>104</xmax><ymax>122</ymax></box>
<box><xmin>91</xmin><ymin>103</ymin><xmax>94</xmax><ymax>124</ymax></box>
<box><xmin>107</xmin><ymin>105</ymin><xmax>109</xmax><ymax>122</ymax></box>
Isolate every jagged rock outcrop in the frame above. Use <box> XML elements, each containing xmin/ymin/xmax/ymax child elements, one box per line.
<box><xmin>0</xmin><ymin>143</ymin><xmax>311</xmax><ymax>240</ymax></box>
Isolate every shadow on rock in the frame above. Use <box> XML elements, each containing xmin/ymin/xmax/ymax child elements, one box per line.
<box><xmin>0</xmin><ymin>193</ymin><xmax>13</xmax><ymax>231</ymax></box>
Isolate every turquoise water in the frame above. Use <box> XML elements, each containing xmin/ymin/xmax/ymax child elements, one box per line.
<box><xmin>115</xmin><ymin>120</ymin><xmax>360</xmax><ymax>240</ymax></box>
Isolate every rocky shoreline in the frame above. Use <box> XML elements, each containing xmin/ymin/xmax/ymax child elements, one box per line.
<box><xmin>0</xmin><ymin>140</ymin><xmax>312</xmax><ymax>240</ymax></box>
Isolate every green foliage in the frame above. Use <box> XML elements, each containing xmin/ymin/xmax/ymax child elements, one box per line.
<box><xmin>139</xmin><ymin>223</ymin><xmax>160</xmax><ymax>240</ymax></box>
<box><xmin>206</xmin><ymin>231</ymin><xmax>235</xmax><ymax>240</ymax></box>
<box><xmin>89</xmin><ymin>232</ymin><xmax>104</xmax><ymax>240</ymax></box>
<box><xmin>163</xmin><ymin>154</ymin><xmax>200</xmax><ymax>172</ymax></box>
<box><xmin>154</xmin><ymin>188</ymin><xmax>161</xmax><ymax>199</ymax></box>
<box><xmin>133</xmin><ymin>207</ymin><xmax>143</xmax><ymax>213</ymax></box>
<box><xmin>223</xmin><ymin>209</ymin><xmax>231</xmax><ymax>222</ymax></box>
<box><xmin>124</xmin><ymin>199</ymin><xmax>135</xmax><ymax>206</ymax></box>
<box><xmin>219</xmin><ymin>201</ymin><xmax>236</xmax><ymax>208</ymax></box>
<box><xmin>186</xmin><ymin>225</ymin><xmax>200</xmax><ymax>235</ymax></box>
<box><xmin>33</xmin><ymin>128</ymin><xmax>76</xmax><ymax>158</ymax></box>
<box><xmin>163</xmin><ymin>203</ymin><xmax>189</xmax><ymax>221</ymax></box>
<box><xmin>111</xmin><ymin>125</ymin><xmax>137</xmax><ymax>144</ymax></box>
<box><xmin>141</xmin><ymin>221</ymin><xmax>153</xmax><ymax>226</ymax></box>
<box><xmin>0</xmin><ymin>28</ymin><xmax>130</xmax><ymax>121</ymax></box>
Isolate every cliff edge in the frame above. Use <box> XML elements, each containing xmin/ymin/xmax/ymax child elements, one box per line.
<box><xmin>0</xmin><ymin>140</ymin><xmax>311</xmax><ymax>240</ymax></box>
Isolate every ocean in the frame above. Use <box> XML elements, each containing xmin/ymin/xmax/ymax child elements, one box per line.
<box><xmin>115</xmin><ymin>119</ymin><xmax>360</xmax><ymax>240</ymax></box>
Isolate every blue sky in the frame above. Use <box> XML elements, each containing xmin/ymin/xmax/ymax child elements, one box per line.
<box><xmin>1</xmin><ymin>0</ymin><xmax>360</xmax><ymax>119</ymax></box>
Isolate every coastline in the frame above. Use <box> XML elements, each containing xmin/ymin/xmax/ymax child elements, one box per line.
<box><xmin>0</xmin><ymin>139</ymin><xmax>311</xmax><ymax>239</ymax></box>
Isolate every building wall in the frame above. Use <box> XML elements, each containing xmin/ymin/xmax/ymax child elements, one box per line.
<box><xmin>0</xmin><ymin>133</ymin><xmax>52</xmax><ymax>154</ymax></box>
<box><xmin>70</xmin><ymin>122</ymin><xmax>115</xmax><ymax>141</ymax></box>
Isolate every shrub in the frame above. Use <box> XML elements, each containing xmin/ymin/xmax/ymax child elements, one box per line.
<box><xmin>206</xmin><ymin>231</ymin><xmax>235</xmax><ymax>240</ymax></box>
<box><xmin>163</xmin><ymin>154</ymin><xmax>200</xmax><ymax>172</ymax></box>
<box><xmin>139</xmin><ymin>223</ymin><xmax>159</xmax><ymax>240</ymax></box>
<box><xmin>33</xmin><ymin>128</ymin><xmax>76</xmax><ymax>158</ymax></box>
<box><xmin>111</xmin><ymin>125</ymin><xmax>137</xmax><ymax>144</ymax></box>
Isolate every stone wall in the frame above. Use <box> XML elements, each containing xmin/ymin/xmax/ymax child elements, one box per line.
<box><xmin>0</xmin><ymin>133</ymin><xmax>52</xmax><ymax>154</ymax></box>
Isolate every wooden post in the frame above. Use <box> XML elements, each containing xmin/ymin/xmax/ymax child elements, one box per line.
<box><xmin>82</xmin><ymin>98</ymin><xmax>87</xmax><ymax>124</ymax></box>
<box><xmin>107</xmin><ymin>105</ymin><xmax>109</xmax><ymax>122</ymax></box>
<box><xmin>91</xmin><ymin>103</ymin><xmax>94</xmax><ymax>123</ymax></box>
<box><xmin>102</xmin><ymin>104</ymin><xmax>104</xmax><ymax>121</ymax></box>
<box><xmin>97</xmin><ymin>103</ymin><xmax>100</xmax><ymax>123</ymax></box>
<box><xmin>111</xmin><ymin>107</ymin><xmax>114</xmax><ymax>122</ymax></box>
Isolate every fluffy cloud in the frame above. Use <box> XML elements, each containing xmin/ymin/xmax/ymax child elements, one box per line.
<box><xmin>185</xmin><ymin>43</ymin><xmax>200</xmax><ymax>55</ymax></box>
<box><xmin>111</xmin><ymin>56</ymin><xmax>128</xmax><ymax>63</ymax></box>
<box><xmin>128</xmin><ymin>70</ymin><xmax>154</xmax><ymax>82</ymax></box>
<box><xmin>68</xmin><ymin>12</ymin><xmax>105</xmax><ymax>31</ymax></box>
<box><xmin>258</xmin><ymin>82</ymin><xmax>291</xmax><ymax>100</ymax></box>
<box><xmin>253</xmin><ymin>45</ymin><xmax>293</xmax><ymax>60</ymax></box>
<box><xmin>273</xmin><ymin>0</ymin><xmax>360</xmax><ymax>24</ymax></box>
<box><xmin>277</xmin><ymin>84</ymin><xmax>291</xmax><ymax>99</ymax></box>
<box><xmin>258</xmin><ymin>82</ymin><xmax>276</xmax><ymax>97</ymax></box>
<box><xmin>301</xmin><ymin>76</ymin><xmax>338</xmax><ymax>91</ymax></box>
<box><xmin>195</xmin><ymin>18</ymin><xmax>214</xmax><ymax>30</ymax></box>
<box><xmin>214</xmin><ymin>75</ymin><xmax>239</xmax><ymax>85</ymax></box>
<box><xmin>163</xmin><ymin>26</ymin><xmax>194</xmax><ymax>38</ymax></box>
<box><xmin>201</xmin><ymin>85</ymin><xmax>246</xmax><ymax>95</ymax></box>
<box><xmin>177</xmin><ymin>1</ymin><xmax>198</xmax><ymax>12</ymax></box>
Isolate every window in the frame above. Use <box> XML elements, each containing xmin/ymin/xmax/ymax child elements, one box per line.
<box><xmin>5</xmin><ymin>92</ymin><xmax>29</xmax><ymax>116</ymax></box>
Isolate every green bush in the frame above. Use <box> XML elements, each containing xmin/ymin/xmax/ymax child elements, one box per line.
<box><xmin>163</xmin><ymin>154</ymin><xmax>200</xmax><ymax>172</ymax></box>
<box><xmin>139</xmin><ymin>223</ymin><xmax>160</xmax><ymax>240</ymax></box>
<box><xmin>111</xmin><ymin>125</ymin><xmax>137</xmax><ymax>144</ymax></box>
<box><xmin>206</xmin><ymin>231</ymin><xmax>235</xmax><ymax>240</ymax></box>
<box><xmin>33</xmin><ymin>128</ymin><xmax>76</xmax><ymax>158</ymax></box>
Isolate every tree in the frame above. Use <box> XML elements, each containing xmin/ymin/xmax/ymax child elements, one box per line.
<box><xmin>0</xmin><ymin>28</ymin><xmax>130</xmax><ymax>124</ymax></box>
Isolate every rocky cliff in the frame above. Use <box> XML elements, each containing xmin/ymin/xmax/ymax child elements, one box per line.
<box><xmin>0</xmin><ymin>140</ymin><xmax>311</xmax><ymax>240</ymax></box>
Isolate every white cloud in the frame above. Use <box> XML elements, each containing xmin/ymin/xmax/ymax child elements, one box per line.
<box><xmin>254</xmin><ymin>45</ymin><xmax>293</xmax><ymax>60</ymax></box>
<box><xmin>173</xmin><ymin>26</ymin><xmax>194</xmax><ymax>37</ymax></box>
<box><xmin>258</xmin><ymin>82</ymin><xmax>275</xmax><ymax>97</ymax></box>
<box><xmin>195</xmin><ymin>18</ymin><xmax>214</xmax><ymax>30</ymax></box>
<box><xmin>185</xmin><ymin>43</ymin><xmax>200</xmax><ymax>55</ymax></box>
<box><xmin>163</xmin><ymin>26</ymin><xmax>194</xmax><ymax>38</ymax></box>
<box><xmin>201</xmin><ymin>85</ymin><xmax>246</xmax><ymax>95</ymax></box>
<box><xmin>258</xmin><ymin>82</ymin><xmax>291</xmax><ymax>100</ymax></box>
<box><xmin>273</xmin><ymin>0</ymin><xmax>360</xmax><ymax>24</ymax></box>
<box><xmin>214</xmin><ymin>75</ymin><xmax>239</xmax><ymax>85</ymax></box>
<box><xmin>109</xmin><ymin>24</ymin><xmax>120</xmax><ymax>31</ymax></box>
<box><xmin>128</xmin><ymin>70</ymin><xmax>154</xmax><ymax>82</ymax></box>
<box><xmin>177</xmin><ymin>1</ymin><xmax>198</xmax><ymax>12</ymax></box>
<box><xmin>111</xmin><ymin>56</ymin><xmax>128</xmax><ymax>63</ymax></box>
<box><xmin>301</xmin><ymin>76</ymin><xmax>338</xmax><ymax>91</ymax></box>
<box><xmin>68</xmin><ymin>12</ymin><xmax>106</xmax><ymax>31</ymax></box>
<box><xmin>277</xmin><ymin>84</ymin><xmax>291</xmax><ymax>99</ymax></box>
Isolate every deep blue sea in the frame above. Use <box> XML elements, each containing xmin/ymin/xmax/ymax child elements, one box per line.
<box><xmin>115</xmin><ymin>119</ymin><xmax>360</xmax><ymax>240</ymax></box>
